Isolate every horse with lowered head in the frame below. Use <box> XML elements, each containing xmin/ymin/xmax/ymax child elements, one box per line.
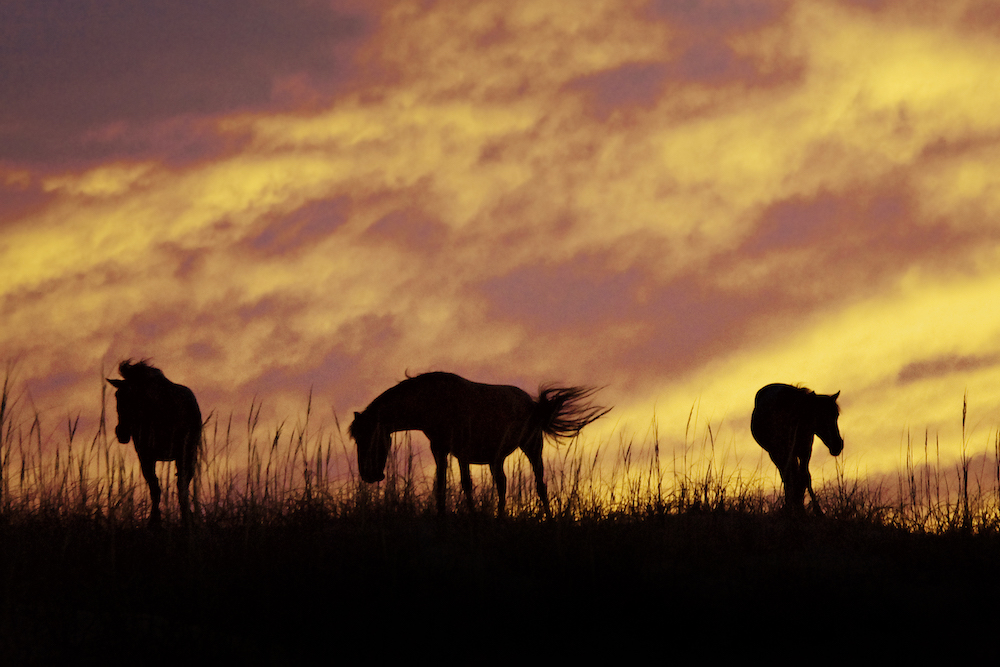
<box><xmin>350</xmin><ymin>371</ymin><xmax>610</xmax><ymax>518</ymax></box>
<box><xmin>107</xmin><ymin>360</ymin><xmax>202</xmax><ymax>526</ymax></box>
<box><xmin>751</xmin><ymin>383</ymin><xmax>843</xmax><ymax>515</ymax></box>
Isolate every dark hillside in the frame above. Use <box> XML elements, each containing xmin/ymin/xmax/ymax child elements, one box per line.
<box><xmin>3</xmin><ymin>509</ymin><xmax>997</xmax><ymax>663</ymax></box>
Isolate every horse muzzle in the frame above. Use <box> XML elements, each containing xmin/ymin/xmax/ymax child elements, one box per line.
<box><xmin>359</xmin><ymin>470</ymin><xmax>386</xmax><ymax>483</ymax></box>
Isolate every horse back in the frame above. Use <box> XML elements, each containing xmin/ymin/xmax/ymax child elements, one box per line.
<box><xmin>415</xmin><ymin>374</ymin><xmax>535</xmax><ymax>462</ymax></box>
<box><xmin>751</xmin><ymin>384</ymin><xmax>813</xmax><ymax>455</ymax></box>
<box><xmin>445</xmin><ymin>377</ymin><xmax>534</xmax><ymax>432</ymax></box>
<box><xmin>135</xmin><ymin>380</ymin><xmax>202</xmax><ymax>464</ymax></box>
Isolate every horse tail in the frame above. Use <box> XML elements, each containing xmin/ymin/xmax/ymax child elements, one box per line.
<box><xmin>533</xmin><ymin>384</ymin><xmax>611</xmax><ymax>441</ymax></box>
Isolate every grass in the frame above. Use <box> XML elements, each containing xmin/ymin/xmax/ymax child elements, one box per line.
<box><xmin>2</xmin><ymin>377</ymin><xmax>1000</xmax><ymax>662</ymax></box>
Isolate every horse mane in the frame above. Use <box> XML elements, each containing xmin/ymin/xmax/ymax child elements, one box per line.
<box><xmin>790</xmin><ymin>383</ymin><xmax>841</xmax><ymax>416</ymax></box>
<box><xmin>118</xmin><ymin>359</ymin><xmax>166</xmax><ymax>384</ymax></box>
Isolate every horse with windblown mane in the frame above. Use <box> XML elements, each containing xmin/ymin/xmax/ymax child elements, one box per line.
<box><xmin>350</xmin><ymin>371</ymin><xmax>610</xmax><ymax>518</ymax></box>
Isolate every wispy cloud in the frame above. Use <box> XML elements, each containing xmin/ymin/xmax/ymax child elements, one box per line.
<box><xmin>898</xmin><ymin>354</ymin><xmax>1000</xmax><ymax>385</ymax></box>
<box><xmin>0</xmin><ymin>0</ymin><xmax>370</xmax><ymax>163</ymax></box>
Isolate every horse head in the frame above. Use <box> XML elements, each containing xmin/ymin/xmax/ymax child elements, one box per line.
<box><xmin>106</xmin><ymin>377</ymin><xmax>133</xmax><ymax>444</ymax></box>
<box><xmin>350</xmin><ymin>410</ymin><xmax>391</xmax><ymax>483</ymax></box>
<box><xmin>814</xmin><ymin>390</ymin><xmax>843</xmax><ymax>456</ymax></box>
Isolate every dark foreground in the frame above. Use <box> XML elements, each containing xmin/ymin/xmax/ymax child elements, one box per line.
<box><xmin>2</xmin><ymin>509</ymin><xmax>998</xmax><ymax>663</ymax></box>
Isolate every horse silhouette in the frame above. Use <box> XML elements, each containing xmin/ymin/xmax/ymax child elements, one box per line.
<box><xmin>349</xmin><ymin>371</ymin><xmax>610</xmax><ymax>517</ymax></box>
<box><xmin>751</xmin><ymin>383</ymin><xmax>843</xmax><ymax>515</ymax></box>
<box><xmin>107</xmin><ymin>360</ymin><xmax>202</xmax><ymax>526</ymax></box>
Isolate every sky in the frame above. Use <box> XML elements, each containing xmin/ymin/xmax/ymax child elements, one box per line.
<box><xmin>3</xmin><ymin>0</ymin><xmax>1000</xmax><ymax>491</ymax></box>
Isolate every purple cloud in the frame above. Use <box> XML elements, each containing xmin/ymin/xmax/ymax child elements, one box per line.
<box><xmin>745</xmin><ymin>190</ymin><xmax>987</xmax><ymax>287</ymax></box>
<box><xmin>0</xmin><ymin>178</ymin><xmax>54</xmax><ymax>227</ymax></box>
<box><xmin>618</xmin><ymin>275</ymin><xmax>785</xmax><ymax>376</ymax></box>
<box><xmin>568</xmin><ymin>25</ymin><xmax>787</xmax><ymax>118</ymax></box>
<box><xmin>364</xmin><ymin>210</ymin><xmax>449</xmax><ymax>254</ymax></box>
<box><xmin>673</xmin><ymin>41</ymin><xmax>757</xmax><ymax>82</ymax></box>
<box><xmin>478</xmin><ymin>258</ymin><xmax>644</xmax><ymax>331</ymax></box>
<box><xmin>648</xmin><ymin>0</ymin><xmax>787</xmax><ymax>31</ymax></box>
<box><xmin>570</xmin><ymin>62</ymin><xmax>671</xmax><ymax>117</ymax></box>
<box><xmin>898</xmin><ymin>354</ymin><xmax>1000</xmax><ymax>384</ymax></box>
<box><xmin>0</xmin><ymin>0</ymin><xmax>371</xmax><ymax>164</ymax></box>
<box><xmin>247</xmin><ymin>198</ymin><xmax>351</xmax><ymax>256</ymax></box>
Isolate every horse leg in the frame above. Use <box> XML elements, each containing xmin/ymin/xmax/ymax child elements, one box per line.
<box><xmin>776</xmin><ymin>459</ymin><xmax>806</xmax><ymax>515</ymax></box>
<box><xmin>524</xmin><ymin>442</ymin><xmax>551</xmax><ymax>519</ymax></box>
<box><xmin>768</xmin><ymin>447</ymin><xmax>801</xmax><ymax>515</ymax></box>
<box><xmin>800</xmin><ymin>455</ymin><xmax>823</xmax><ymax>516</ymax></box>
<box><xmin>796</xmin><ymin>432</ymin><xmax>820</xmax><ymax>514</ymax></box>
<box><xmin>786</xmin><ymin>465</ymin><xmax>808</xmax><ymax>515</ymax></box>
<box><xmin>806</xmin><ymin>479</ymin><xmax>823</xmax><ymax>516</ymax></box>
<box><xmin>459</xmin><ymin>460</ymin><xmax>475</xmax><ymax>513</ymax></box>
<box><xmin>490</xmin><ymin>461</ymin><xmax>507</xmax><ymax>518</ymax></box>
<box><xmin>140</xmin><ymin>458</ymin><xmax>162</xmax><ymax>527</ymax></box>
<box><xmin>432</xmin><ymin>448</ymin><xmax>449</xmax><ymax>515</ymax></box>
<box><xmin>176</xmin><ymin>461</ymin><xmax>193</xmax><ymax>525</ymax></box>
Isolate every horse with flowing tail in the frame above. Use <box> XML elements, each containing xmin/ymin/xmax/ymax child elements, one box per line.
<box><xmin>751</xmin><ymin>383</ymin><xmax>843</xmax><ymax>516</ymax></box>
<box><xmin>350</xmin><ymin>372</ymin><xmax>610</xmax><ymax>518</ymax></box>
<box><xmin>107</xmin><ymin>360</ymin><xmax>202</xmax><ymax>526</ymax></box>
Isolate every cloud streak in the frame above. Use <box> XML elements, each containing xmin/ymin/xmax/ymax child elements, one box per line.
<box><xmin>0</xmin><ymin>0</ymin><xmax>370</xmax><ymax>163</ymax></box>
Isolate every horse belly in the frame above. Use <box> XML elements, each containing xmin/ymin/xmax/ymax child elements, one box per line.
<box><xmin>751</xmin><ymin>391</ymin><xmax>809</xmax><ymax>462</ymax></box>
<box><xmin>444</xmin><ymin>416</ymin><xmax>525</xmax><ymax>464</ymax></box>
<box><xmin>435</xmin><ymin>386</ymin><xmax>533</xmax><ymax>464</ymax></box>
<box><xmin>751</xmin><ymin>396</ymin><xmax>790</xmax><ymax>455</ymax></box>
<box><xmin>136</xmin><ymin>433</ymin><xmax>185</xmax><ymax>462</ymax></box>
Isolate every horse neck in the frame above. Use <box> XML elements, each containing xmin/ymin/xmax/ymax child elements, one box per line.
<box><xmin>371</xmin><ymin>388</ymin><xmax>432</xmax><ymax>433</ymax></box>
<box><xmin>131</xmin><ymin>382</ymin><xmax>188</xmax><ymax>428</ymax></box>
<box><xmin>800</xmin><ymin>395</ymin><xmax>822</xmax><ymax>432</ymax></box>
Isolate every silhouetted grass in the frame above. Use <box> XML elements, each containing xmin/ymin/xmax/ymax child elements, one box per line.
<box><xmin>2</xmin><ymin>374</ymin><xmax>999</xmax><ymax>661</ymax></box>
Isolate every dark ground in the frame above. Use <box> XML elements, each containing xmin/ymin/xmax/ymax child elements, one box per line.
<box><xmin>2</xmin><ymin>509</ymin><xmax>998</xmax><ymax>663</ymax></box>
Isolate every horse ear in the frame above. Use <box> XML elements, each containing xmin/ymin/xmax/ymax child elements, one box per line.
<box><xmin>832</xmin><ymin>391</ymin><xmax>840</xmax><ymax>400</ymax></box>
<box><xmin>107</xmin><ymin>378</ymin><xmax>124</xmax><ymax>388</ymax></box>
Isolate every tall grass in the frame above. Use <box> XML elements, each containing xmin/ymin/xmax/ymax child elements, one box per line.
<box><xmin>1</xmin><ymin>372</ymin><xmax>999</xmax><ymax>533</ymax></box>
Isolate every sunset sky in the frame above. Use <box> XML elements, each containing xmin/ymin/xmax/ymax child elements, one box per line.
<box><xmin>3</xmin><ymin>0</ymin><xmax>1000</xmax><ymax>490</ymax></box>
